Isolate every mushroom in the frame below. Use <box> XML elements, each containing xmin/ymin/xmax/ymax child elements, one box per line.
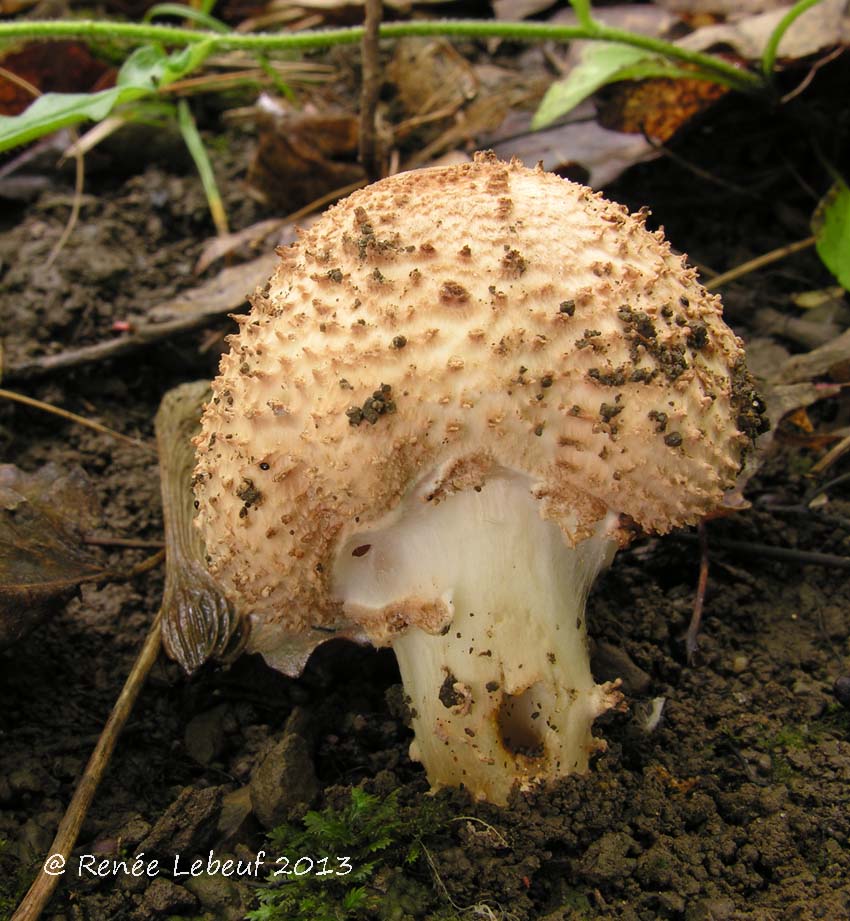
<box><xmin>193</xmin><ymin>153</ymin><xmax>766</xmax><ymax>804</ymax></box>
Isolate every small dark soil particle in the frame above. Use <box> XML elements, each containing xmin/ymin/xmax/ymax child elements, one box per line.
<box><xmin>438</xmin><ymin>672</ymin><xmax>463</xmax><ymax>709</ymax></box>
<box><xmin>347</xmin><ymin>384</ymin><xmax>396</xmax><ymax>426</ymax></box>
<box><xmin>236</xmin><ymin>478</ymin><xmax>263</xmax><ymax>510</ymax></box>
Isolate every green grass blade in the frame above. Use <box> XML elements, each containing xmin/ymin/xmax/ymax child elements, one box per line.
<box><xmin>177</xmin><ymin>98</ymin><xmax>228</xmax><ymax>236</ymax></box>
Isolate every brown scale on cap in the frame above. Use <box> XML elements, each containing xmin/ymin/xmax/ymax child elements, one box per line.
<box><xmin>193</xmin><ymin>152</ymin><xmax>765</xmax><ymax>635</ymax></box>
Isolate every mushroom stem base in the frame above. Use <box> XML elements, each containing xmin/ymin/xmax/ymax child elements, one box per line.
<box><xmin>334</xmin><ymin>471</ymin><xmax>622</xmax><ymax>805</ymax></box>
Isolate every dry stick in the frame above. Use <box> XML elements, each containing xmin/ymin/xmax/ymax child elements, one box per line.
<box><xmin>685</xmin><ymin>522</ymin><xmax>710</xmax><ymax>665</ymax></box>
<box><xmin>83</xmin><ymin>536</ymin><xmax>166</xmax><ymax>550</ymax></box>
<box><xmin>0</xmin><ymin>387</ymin><xmax>154</xmax><ymax>453</ymax></box>
<box><xmin>809</xmin><ymin>432</ymin><xmax>850</xmax><ymax>475</ymax></box>
<box><xmin>46</xmin><ymin>141</ymin><xmax>86</xmax><ymax>269</ymax></box>
<box><xmin>11</xmin><ymin>610</ymin><xmax>164</xmax><ymax>921</ymax></box>
<box><xmin>83</xmin><ymin>549</ymin><xmax>165</xmax><ymax>585</ymax></box>
<box><xmin>358</xmin><ymin>0</ymin><xmax>383</xmax><ymax>181</ymax></box>
<box><xmin>675</xmin><ymin>532</ymin><xmax>850</xmax><ymax>569</ymax></box>
<box><xmin>3</xmin><ymin>309</ymin><xmax>240</xmax><ymax>383</ymax></box>
<box><xmin>706</xmin><ymin>236</ymin><xmax>816</xmax><ymax>290</ymax></box>
<box><xmin>0</xmin><ymin>66</ymin><xmax>87</xmax><ymax>267</ymax></box>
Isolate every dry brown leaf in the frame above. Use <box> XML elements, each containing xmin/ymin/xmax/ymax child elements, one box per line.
<box><xmin>0</xmin><ymin>41</ymin><xmax>113</xmax><ymax>116</ymax></box>
<box><xmin>488</xmin><ymin>103</ymin><xmax>659</xmax><ymax>188</ymax></box>
<box><xmin>388</xmin><ymin>38</ymin><xmax>478</xmax><ymax>120</ymax></box>
<box><xmin>597</xmin><ymin>76</ymin><xmax>728</xmax><ymax>141</ymax></box>
<box><xmin>655</xmin><ymin>0</ymin><xmax>789</xmax><ymax>18</ymax></box>
<box><xmin>0</xmin><ymin>463</ymin><xmax>103</xmax><ymax>648</ymax></box>
<box><xmin>194</xmin><ymin>218</ymin><xmax>287</xmax><ymax>275</ymax></box>
<box><xmin>678</xmin><ymin>0</ymin><xmax>850</xmax><ymax>60</ymax></box>
<box><xmin>148</xmin><ymin>251</ymin><xmax>279</xmax><ymax>323</ymax></box>
<box><xmin>493</xmin><ymin>0</ymin><xmax>558</xmax><ymax>18</ymax></box>
<box><xmin>247</xmin><ymin>100</ymin><xmax>364</xmax><ymax>212</ymax></box>
<box><xmin>777</xmin><ymin>326</ymin><xmax>850</xmax><ymax>383</ymax></box>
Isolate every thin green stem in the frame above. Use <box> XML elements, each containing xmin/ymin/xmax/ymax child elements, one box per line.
<box><xmin>0</xmin><ymin>18</ymin><xmax>764</xmax><ymax>92</ymax></box>
<box><xmin>176</xmin><ymin>98</ymin><xmax>228</xmax><ymax>236</ymax></box>
<box><xmin>761</xmin><ymin>0</ymin><xmax>826</xmax><ymax>79</ymax></box>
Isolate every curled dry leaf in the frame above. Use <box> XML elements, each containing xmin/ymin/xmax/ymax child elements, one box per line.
<box><xmin>155</xmin><ymin>381</ymin><xmax>245</xmax><ymax>674</ymax></box>
<box><xmin>389</xmin><ymin>38</ymin><xmax>478</xmax><ymax>126</ymax></box>
<box><xmin>247</xmin><ymin>99</ymin><xmax>365</xmax><ymax>213</ymax></box>
<box><xmin>0</xmin><ymin>463</ymin><xmax>102</xmax><ymax>648</ymax></box>
<box><xmin>597</xmin><ymin>76</ymin><xmax>728</xmax><ymax>142</ymax></box>
<box><xmin>677</xmin><ymin>0</ymin><xmax>850</xmax><ymax>60</ymax></box>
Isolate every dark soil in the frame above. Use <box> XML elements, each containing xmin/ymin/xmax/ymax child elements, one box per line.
<box><xmin>1</xmin><ymin>52</ymin><xmax>849</xmax><ymax>921</ymax></box>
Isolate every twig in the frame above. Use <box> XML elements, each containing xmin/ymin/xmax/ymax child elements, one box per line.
<box><xmin>83</xmin><ymin>549</ymin><xmax>166</xmax><ymax>584</ymax></box>
<box><xmin>358</xmin><ymin>0</ymin><xmax>383</xmax><ymax>180</ymax></box>
<box><xmin>780</xmin><ymin>44</ymin><xmax>845</xmax><ymax>104</ymax></box>
<box><xmin>809</xmin><ymin>433</ymin><xmax>850</xmax><ymax>475</ymax></box>
<box><xmin>0</xmin><ymin>283</ymin><xmax>262</xmax><ymax>383</ymax></box>
<box><xmin>0</xmin><ymin>387</ymin><xmax>154</xmax><ymax>453</ymax></box>
<box><xmin>0</xmin><ymin>64</ymin><xmax>40</xmax><ymax>98</ymax></box>
<box><xmin>685</xmin><ymin>522</ymin><xmax>709</xmax><ymax>665</ymax></box>
<box><xmin>11</xmin><ymin>610</ymin><xmax>164</xmax><ymax>921</ymax></box>
<box><xmin>46</xmin><ymin>140</ymin><xmax>85</xmax><ymax>269</ymax></box>
<box><xmin>83</xmin><ymin>536</ymin><xmax>166</xmax><ymax>549</ymax></box>
<box><xmin>705</xmin><ymin>236</ymin><xmax>816</xmax><ymax>290</ymax></box>
<box><xmin>674</xmin><ymin>532</ymin><xmax>850</xmax><ymax>569</ymax></box>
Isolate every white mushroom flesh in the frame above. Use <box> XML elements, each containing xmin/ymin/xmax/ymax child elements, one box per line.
<box><xmin>334</xmin><ymin>469</ymin><xmax>621</xmax><ymax>803</ymax></box>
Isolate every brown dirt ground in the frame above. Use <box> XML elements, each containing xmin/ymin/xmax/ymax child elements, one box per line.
<box><xmin>1</xmin><ymin>51</ymin><xmax>849</xmax><ymax>921</ymax></box>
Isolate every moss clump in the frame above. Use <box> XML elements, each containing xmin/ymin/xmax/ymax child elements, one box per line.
<box><xmin>246</xmin><ymin>787</ymin><xmax>449</xmax><ymax>921</ymax></box>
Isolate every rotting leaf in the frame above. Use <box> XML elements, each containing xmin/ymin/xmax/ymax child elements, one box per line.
<box><xmin>677</xmin><ymin>0</ymin><xmax>850</xmax><ymax>61</ymax></box>
<box><xmin>155</xmin><ymin>381</ymin><xmax>245</xmax><ymax>674</ymax></box>
<box><xmin>0</xmin><ymin>41</ymin><xmax>113</xmax><ymax>116</ymax></box>
<box><xmin>596</xmin><ymin>75</ymin><xmax>728</xmax><ymax>141</ymax></box>
<box><xmin>0</xmin><ymin>463</ymin><xmax>103</xmax><ymax>648</ymax></box>
<box><xmin>247</xmin><ymin>100</ymin><xmax>364</xmax><ymax>213</ymax></box>
<box><xmin>812</xmin><ymin>179</ymin><xmax>850</xmax><ymax>292</ymax></box>
<box><xmin>490</xmin><ymin>103</ymin><xmax>657</xmax><ymax>188</ymax></box>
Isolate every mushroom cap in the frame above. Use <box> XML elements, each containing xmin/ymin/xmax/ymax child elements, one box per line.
<box><xmin>193</xmin><ymin>153</ymin><xmax>763</xmax><ymax>633</ymax></box>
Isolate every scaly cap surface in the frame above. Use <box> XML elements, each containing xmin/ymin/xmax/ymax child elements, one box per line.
<box><xmin>193</xmin><ymin>153</ymin><xmax>763</xmax><ymax>635</ymax></box>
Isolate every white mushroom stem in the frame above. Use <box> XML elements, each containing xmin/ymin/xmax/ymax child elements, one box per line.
<box><xmin>332</xmin><ymin>471</ymin><xmax>624</xmax><ymax>805</ymax></box>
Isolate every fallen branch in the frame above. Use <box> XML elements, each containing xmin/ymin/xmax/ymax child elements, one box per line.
<box><xmin>2</xmin><ymin>252</ymin><xmax>277</xmax><ymax>382</ymax></box>
<box><xmin>0</xmin><ymin>387</ymin><xmax>153</xmax><ymax>453</ymax></box>
<box><xmin>706</xmin><ymin>236</ymin><xmax>816</xmax><ymax>290</ymax></box>
<box><xmin>675</xmin><ymin>532</ymin><xmax>850</xmax><ymax>569</ymax></box>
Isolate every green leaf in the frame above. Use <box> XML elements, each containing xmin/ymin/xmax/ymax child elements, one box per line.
<box><xmin>144</xmin><ymin>3</ymin><xmax>231</xmax><ymax>33</ymax></box>
<box><xmin>115</xmin><ymin>43</ymin><xmax>170</xmax><ymax>87</ymax></box>
<box><xmin>532</xmin><ymin>43</ymin><xmax>662</xmax><ymax>130</ymax></box>
<box><xmin>568</xmin><ymin>0</ymin><xmax>594</xmax><ymax>28</ymax></box>
<box><xmin>0</xmin><ymin>41</ymin><xmax>212</xmax><ymax>153</ymax></box>
<box><xmin>0</xmin><ymin>87</ymin><xmax>141</xmax><ymax>152</ymax></box>
<box><xmin>160</xmin><ymin>40</ymin><xmax>214</xmax><ymax>84</ymax></box>
<box><xmin>813</xmin><ymin>179</ymin><xmax>850</xmax><ymax>291</ymax></box>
